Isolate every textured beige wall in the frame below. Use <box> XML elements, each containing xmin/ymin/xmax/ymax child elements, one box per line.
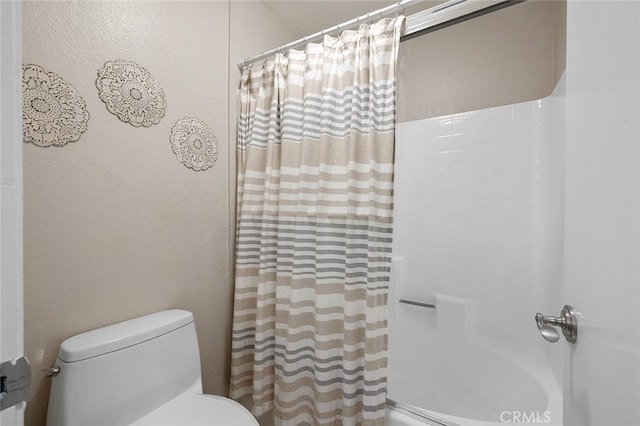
<box><xmin>397</xmin><ymin>0</ymin><xmax>566</xmax><ymax>122</ymax></box>
<box><xmin>22</xmin><ymin>2</ymin><xmax>293</xmax><ymax>425</ymax></box>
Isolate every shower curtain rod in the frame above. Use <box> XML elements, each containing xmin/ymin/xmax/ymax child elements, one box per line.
<box><xmin>237</xmin><ymin>0</ymin><xmax>524</xmax><ymax>70</ymax></box>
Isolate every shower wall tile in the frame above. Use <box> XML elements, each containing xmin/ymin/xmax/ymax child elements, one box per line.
<box><xmin>391</xmin><ymin>98</ymin><xmax>551</xmax><ymax>342</ymax></box>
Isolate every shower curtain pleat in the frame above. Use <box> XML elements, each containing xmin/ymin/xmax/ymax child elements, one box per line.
<box><xmin>231</xmin><ymin>16</ymin><xmax>404</xmax><ymax>426</ymax></box>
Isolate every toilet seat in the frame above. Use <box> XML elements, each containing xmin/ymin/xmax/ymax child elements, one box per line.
<box><xmin>131</xmin><ymin>393</ymin><xmax>259</xmax><ymax>426</ymax></box>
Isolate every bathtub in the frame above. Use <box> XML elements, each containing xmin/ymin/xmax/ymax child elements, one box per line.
<box><xmin>386</xmin><ymin>333</ymin><xmax>562</xmax><ymax>426</ymax></box>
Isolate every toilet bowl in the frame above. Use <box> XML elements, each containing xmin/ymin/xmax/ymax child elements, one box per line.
<box><xmin>46</xmin><ymin>310</ymin><xmax>258</xmax><ymax>426</ymax></box>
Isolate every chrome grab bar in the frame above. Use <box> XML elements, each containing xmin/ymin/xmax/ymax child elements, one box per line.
<box><xmin>399</xmin><ymin>299</ymin><xmax>436</xmax><ymax>309</ymax></box>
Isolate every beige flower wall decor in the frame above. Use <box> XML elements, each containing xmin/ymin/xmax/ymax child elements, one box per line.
<box><xmin>22</xmin><ymin>64</ymin><xmax>89</xmax><ymax>147</ymax></box>
<box><xmin>170</xmin><ymin>117</ymin><xmax>219</xmax><ymax>171</ymax></box>
<box><xmin>96</xmin><ymin>59</ymin><xmax>167</xmax><ymax>127</ymax></box>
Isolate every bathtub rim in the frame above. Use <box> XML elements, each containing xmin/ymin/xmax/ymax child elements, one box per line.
<box><xmin>386</xmin><ymin>398</ymin><xmax>461</xmax><ymax>426</ymax></box>
<box><xmin>386</xmin><ymin>333</ymin><xmax>563</xmax><ymax>426</ymax></box>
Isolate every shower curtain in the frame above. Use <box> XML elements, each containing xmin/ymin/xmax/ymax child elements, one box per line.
<box><xmin>231</xmin><ymin>16</ymin><xmax>404</xmax><ymax>426</ymax></box>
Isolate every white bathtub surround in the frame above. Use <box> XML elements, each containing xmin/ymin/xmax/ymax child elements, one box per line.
<box><xmin>392</xmin><ymin>97</ymin><xmax>555</xmax><ymax>343</ymax></box>
<box><xmin>434</xmin><ymin>294</ymin><xmax>477</xmax><ymax>336</ymax></box>
<box><xmin>388</xmin><ymin>89</ymin><xmax>564</xmax><ymax>425</ymax></box>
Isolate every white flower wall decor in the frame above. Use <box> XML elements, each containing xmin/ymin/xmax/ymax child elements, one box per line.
<box><xmin>96</xmin><ymin>59</ymin><xmax>167</xmax><ymax>127</ymax></box>
<box><xmin>170</xmin><ymin>117</ymin><xmax>219</xmax><ymax>171</ymax></box>
<box><xmin>22</xmin><ymin>64</ymin><xmax>89</xmax><ymax>147</ymax></box>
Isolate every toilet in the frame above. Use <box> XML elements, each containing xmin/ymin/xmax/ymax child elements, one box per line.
<box><xmin>46</xmin><ymin>309</ymin><xmax>258</xmax><ymax>426</ymax></box>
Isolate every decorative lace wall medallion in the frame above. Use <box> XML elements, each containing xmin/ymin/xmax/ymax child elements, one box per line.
<box><xmin>96</xmin><ymin>59</ymin><xmax>166</xmax><ymax>127</ymax></box>
<box><xmin>22</xmin><ymin>64</ymin><xmax>89</xmax><ymax>147</ymax></box>
<box><xmin>170</xmin><ymin>117</ymin><xmax>219</xmax><ymax>171</ymax></box>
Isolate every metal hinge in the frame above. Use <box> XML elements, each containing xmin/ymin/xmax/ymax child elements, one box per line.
<box><xmin>0</xmin><ymin>357</ymin><xmax>31</xmax><ymax>411</ymax></box>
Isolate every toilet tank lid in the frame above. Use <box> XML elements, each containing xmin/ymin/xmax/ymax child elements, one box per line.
<box><xmin>58</xmin><ymin>310</ymin><xmax>194</xmax><ymax>363</ymax></box>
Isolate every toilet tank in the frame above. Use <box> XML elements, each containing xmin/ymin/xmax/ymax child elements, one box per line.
<box><xmin>46</xmin><ymin>310</ymin><xmax>203</xmax><ymax>426</ymax></box>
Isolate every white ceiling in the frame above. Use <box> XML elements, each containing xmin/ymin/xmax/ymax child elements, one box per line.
<box><xmin>260</xmin><ymin>0</ymin><xmax>444</xmax><ymax>38</ymax></box>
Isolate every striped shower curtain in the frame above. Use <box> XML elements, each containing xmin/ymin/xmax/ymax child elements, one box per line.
<box><xmin>231</xmin><ymin>17</ymin><xmax>404</xmax><ymax>426</ymax></box>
